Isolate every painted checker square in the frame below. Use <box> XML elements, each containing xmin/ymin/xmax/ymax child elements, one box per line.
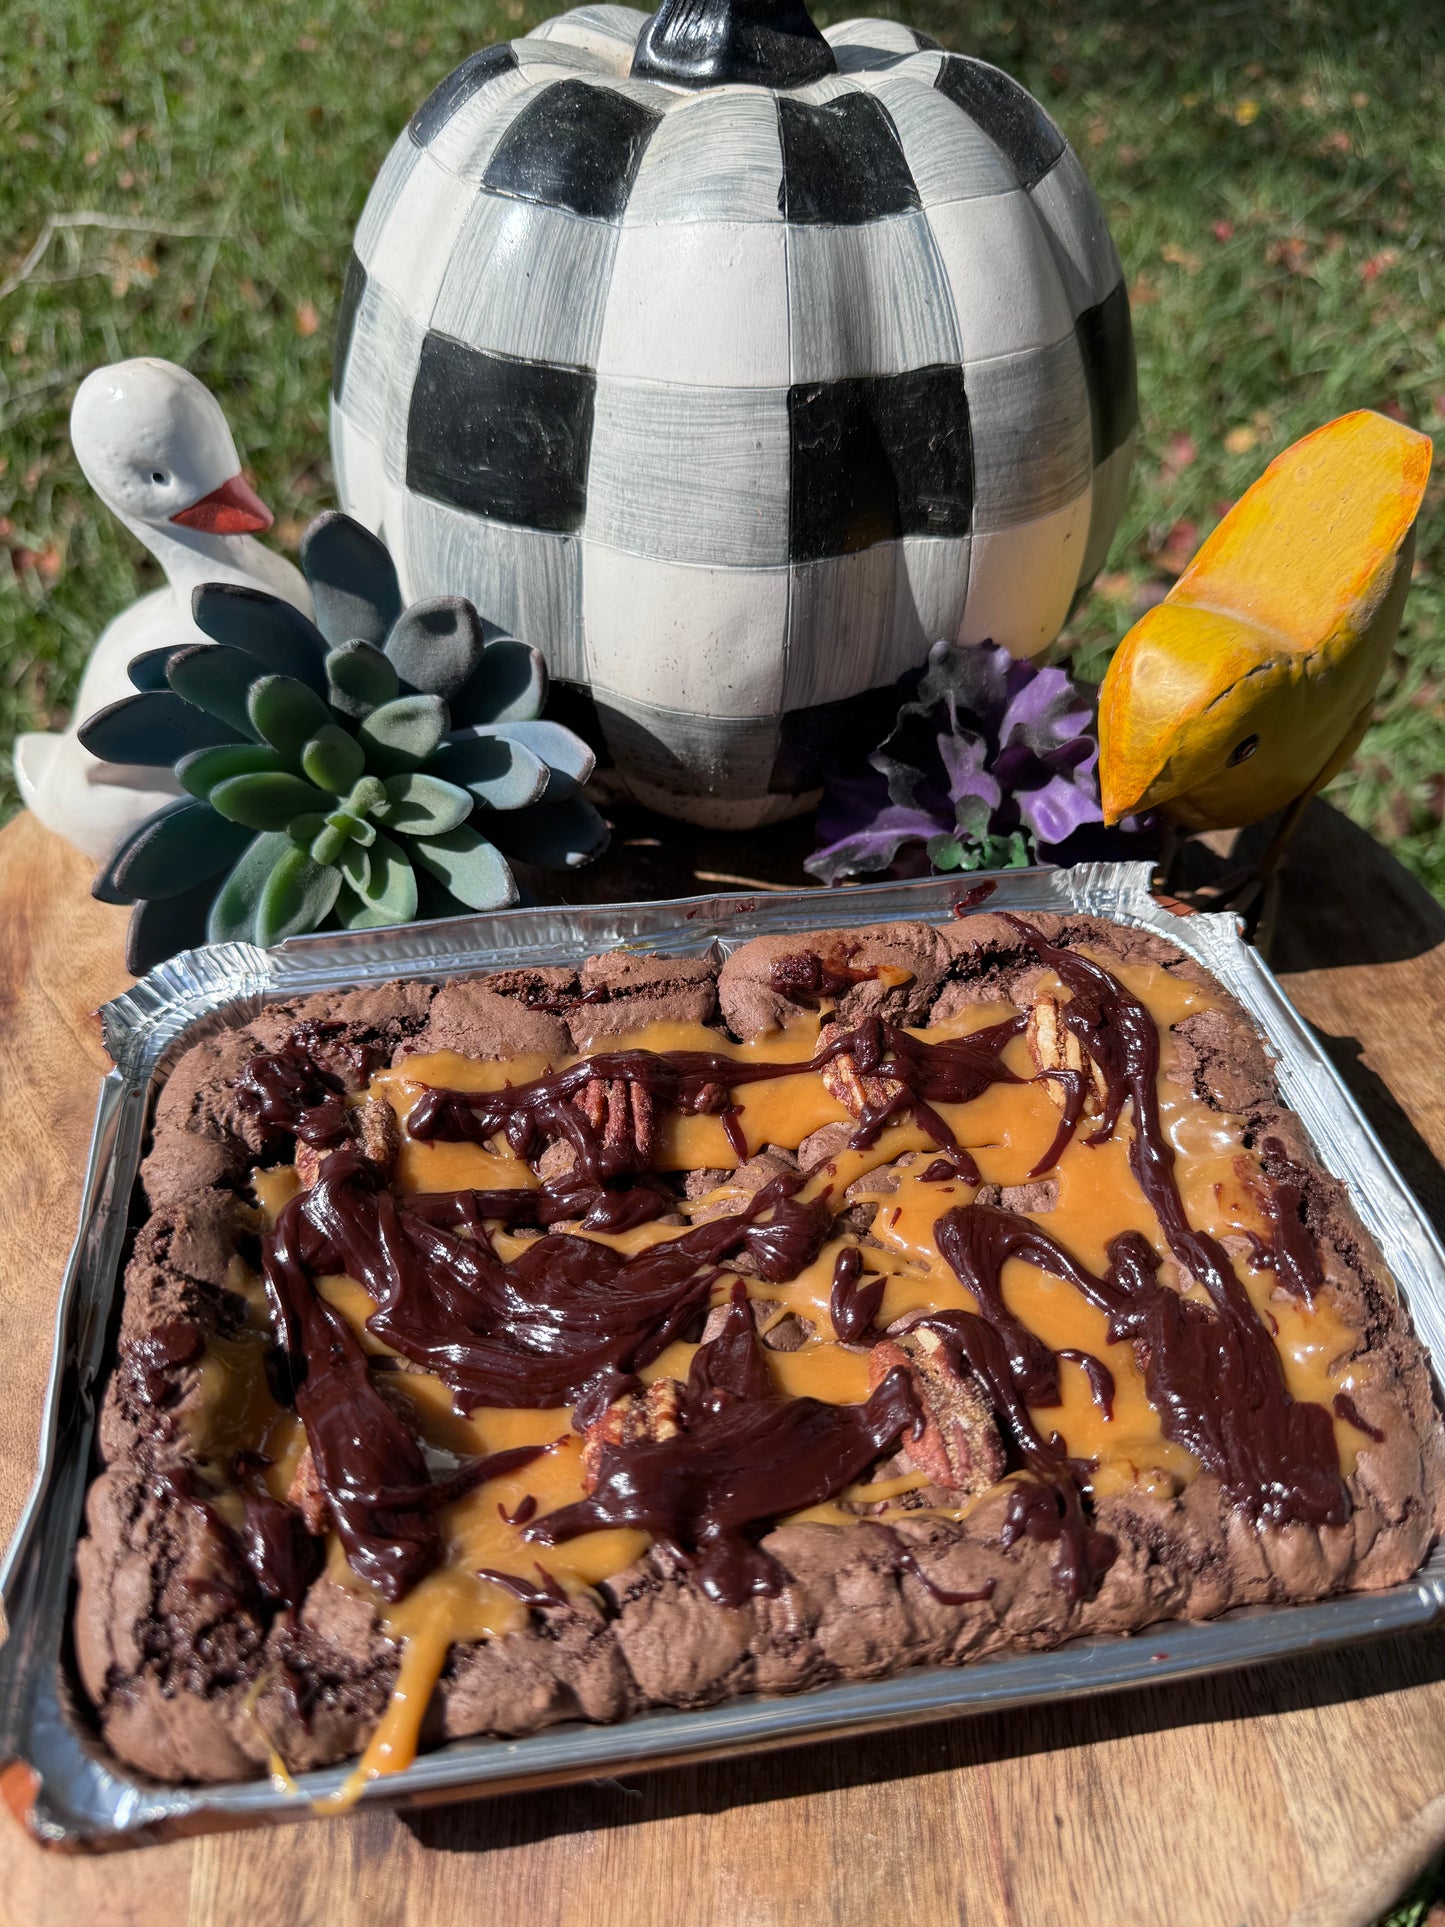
<box><xmin>332</xmin><ymin>4</ymin><xmax>1135</xmax><ymax>827</ymax></box>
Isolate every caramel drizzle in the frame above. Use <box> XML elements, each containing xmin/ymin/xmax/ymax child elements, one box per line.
<box><xmin>528</xmin><ymin>1283</ymin><xmax>922</xmax><ymax>1605</ymax></box>
<box><xmin>406</xmin><ymin>1013</ymin><xmax>1025</xmax><ymax>1187</ymax></box>
<box><xmin>992</xmin><ymin>918</ymin><xmax>1344</xmax><ymax>1527</ymax></box>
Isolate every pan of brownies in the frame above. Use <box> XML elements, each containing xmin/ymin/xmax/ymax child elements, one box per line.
<box><xmin>3</xmin><ymin>863</ymin><xmax>1444</xmax><ymax>1846</ymax></box>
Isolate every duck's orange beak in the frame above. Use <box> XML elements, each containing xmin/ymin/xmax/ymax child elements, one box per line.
<box><xmin>170</xmin><ymin>473</ymin><xmax>272</xmax><ymax>534</ymax></box>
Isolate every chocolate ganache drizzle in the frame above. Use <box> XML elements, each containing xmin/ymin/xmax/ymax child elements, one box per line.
<box><xmin>265</xmin><ymin>1187</ymin><xmax>544</xmax><ymax>1599</ymax></box>
<box><xmin>239</xmin><ymin>1022</ymin><xmax>373</xmax><ymax>1149</ymax></box>
<box><xmin>281</xmin><ymin>1146</ymin><xmax>830</xmax><ymax>1414</ymax></box>
<box><xmin>527</xmin><ymin>1283</ymin><xmax>921</xmax><ymax>1605</ymax></box>
<box><xmin>242</xmin><ymin>916</ymin><xmax>1345</xmax><ymax>1617</ymax></box>
<box><xmin>989</xmin><ymin>917</ymin><xmax>1344</xmax><ymax>1527</ymax></box>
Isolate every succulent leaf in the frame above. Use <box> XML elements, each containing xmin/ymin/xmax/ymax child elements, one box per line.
<box><xmin>309</xmin><ymin>820</ymin><xmax>351</xmax><ymax>867</ymax></box>
<box><xmin>484</xmin><ymin>795</ymin><xmax>610</xmax><ymax>870</ymax></box>
<box><xmin>247</xmin><ymin>674</ymin><xmax>335</xmax><ymax>764</ymax></box>
<box><xmin>176</xmin><ymin>742</ymin><xmax>287</xmax><ymax>801</ymax></box>
<box><xmin>288</xmin><ymin>811</ymin><xmax>329</xmax><ymax>847</ymax></box>
<box><xmin>448</xmin><ymin>637</ymin><xmax>548</xmax><ymax>727</ymax></box>
<box><xmin>210</xmin><ymin>771</ymin><xmax>335</xmax><ymax>831</ymax></box>
<box><xmin>190</xmin><ymin>584</ymin><xmax>329</xmax><ymax>693</ymax></box>
<box><xmin>357</xmin><ymin>694</ymin><xmax>448</xmax><ymax>775</ymax></box>
<box><xmin>340</xmin><ymin>827</ymin><xmax>418</xmax><ymax>925</ymax></box>
<box><xmin>339</xmin><ymin>840</ymin><xmax>371</xmax><ymax>895</ymax></box>
<box><xmin>410</xmin><ymin>824</ymin><xmax>517</xmax><ymax>911</ymax></box>
<box><xmin>255</xmin><ymin>844</ymin><xmax>343</xmax><ymax>947</ymax></box>
<box><xmin>166</xmin><ymin>645</ymin><xmax>269</xmax><ymax>740</ymax></box>
<box><xmin>126</xmin><ymin>875</ymin><xmax>218</xmax><ymax>974</ymax></box>
<box><xmin>95</xmin><ymin>798</ymin><xmax>253</xmax><ymax>904</ymax></box>
<box><xmin>207</xmin><ymin>833</ymin><xmax>293</xmax><ymax>943</ymax></box>
<box><xmin>342</xmin><ymin>775</ymin><xmax>388</xmax><ymax>817</ymax></box>
<box><xmin>301</xmin><ymin>511</ymin><xmax>403</xmax><ymax>649</ymax></box>
<box><xmin>302</xmin><ymin>723</ymin><xmax>366</xmax><ymax>793</ymax></box>
<box><xmin>78</xmin><ymin>691</ymin><xmax>239</xmax><ymax>767</ymax></box>
<box><xmin>326</xmin><ymin>640</ymin><xmax>400</xmax><ymax>719</ymax></box>
<box><xmin>430</xmin><ymin>731</ymin><xmax>549</xmax><ymax>811</ymax></box>
<box><xmin>452</xmin><ymin>720</ymin><xmax>596</xmax><ymax>795</ymax></box>
<box><xmin>383</xmin><ymin>596</ymin><xmax>486</xmax><ymax>701</ymax></box>
<box><xmin>328</xmin><ymin>808</ymin><xmax>375</xmax><ymax>847</ymax></box>
<box><xmin>377</xmin><ymin>772</ymin><xmax>474</xmax><ymax>836</ymax></box>
<box><xmin>127</xmin><ymin>646</ymin><xmax>180</xmax><ymax>692</ymax></box>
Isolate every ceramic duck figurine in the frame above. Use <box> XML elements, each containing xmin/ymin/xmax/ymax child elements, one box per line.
<box><xmin>14</xmin><ymin>358</ymin><xmax>313</xmax><ymax>861</ymax></box>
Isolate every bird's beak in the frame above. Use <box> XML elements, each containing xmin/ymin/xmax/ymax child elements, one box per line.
<box><xmin>1100</xmin><ymin>755</ymin><xmax>1174</xmax><ymax>826</ymax></box>
<box><xmin>170</xmin><ymin>474</ymin><xmax>273</xmax><ymax>534</ymax></box>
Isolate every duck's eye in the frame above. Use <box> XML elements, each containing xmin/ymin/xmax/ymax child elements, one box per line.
<box><xmin>151</xmin><ymin>469</ymin><xmax>168</xmax><ymax>485</ymax></box>
<box><xmin>1227</xmin><ymin>734</ymin><xmax>1259</xmax><ymax>767</ymax></box>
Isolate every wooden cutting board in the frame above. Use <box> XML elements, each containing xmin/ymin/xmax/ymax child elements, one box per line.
<box><xmin>1</xmin><ymin>801</ymin><xmax>1443</xmax><ymax>1927</ymax></box>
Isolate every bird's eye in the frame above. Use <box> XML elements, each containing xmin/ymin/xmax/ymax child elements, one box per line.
<box><xmin>151</xmin><ymin>470</ymin><xmax>168</xmax><ymax>485</ymax></box>
<box><xmin>1227</xmin><ymin>734</ymin><xmax>1259</xmax><ymax>767</ymax></box>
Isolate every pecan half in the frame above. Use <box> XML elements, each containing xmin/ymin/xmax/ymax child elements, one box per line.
<box><xmin>357</xmin><ymin>1095</ymin><xmax>401</xmax><ymax>1171</ymax></box>
<box><xmin>295</xmin><ymin>1095</ymin><xmax>400</xmax><ymax>1189</ymax></box>
<box><xmin>1026</xmin><ymin>994</ymin><xmax>1107</xmax><ymax>1113</ymax></box>
<box><xmin>819</xmin><ymin>1021</ymin><xmax>905</xmax><ymax>1121</ymax></box>
<box><xmin>580</xmin><ymin>1378</ymin><xmax>682</xmax><ymax>1492</ymax></box>
<box><xmin>575</xmin><ymin>1075</ymin><xmax>657</xmax><ymax>1171</ymax></box>
<box><xmin>287</xmin><ymin>1444</ymin><xmax>330</xmax><ymax>1536</ymax></box>
<box><xmin>868</xmin><ymin>1327</ymin><xmax>1004</xmax><ymax>1499</ymax></box>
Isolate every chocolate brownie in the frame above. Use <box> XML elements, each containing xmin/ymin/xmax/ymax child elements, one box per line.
<box><xmin>73</xmin><ymin>913</ymin><xmax>1445</xmax><ymax>1789</ymax></box>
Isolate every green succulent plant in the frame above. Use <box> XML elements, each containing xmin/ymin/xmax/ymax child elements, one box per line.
<box><xmin>79</xmin><ymin>512</ymin><xmax>608</xmax><ymax>971</ymax></box>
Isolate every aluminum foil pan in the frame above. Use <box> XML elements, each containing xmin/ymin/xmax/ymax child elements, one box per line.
<box><xmin>4</xmin><ymin>861</ymin><xmax>1443</xmax><ymax>1848</ymax></box>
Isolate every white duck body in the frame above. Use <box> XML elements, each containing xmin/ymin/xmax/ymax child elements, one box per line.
<box><xmin>14</xmin><ymin>359</ymin><xmax>313</xmax><ymax>862</ymax></box>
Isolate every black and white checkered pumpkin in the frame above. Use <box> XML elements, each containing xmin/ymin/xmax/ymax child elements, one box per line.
<box><xmin>331</xmin><ymin>3</ymin><xmax>1135</xmax><ymax>827</ymax></box>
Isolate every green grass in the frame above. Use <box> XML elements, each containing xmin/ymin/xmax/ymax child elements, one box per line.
<box><xmin>2</xmin><ymin>0</ymin><xmax>1443</xmax><ymax>905</ymax></box>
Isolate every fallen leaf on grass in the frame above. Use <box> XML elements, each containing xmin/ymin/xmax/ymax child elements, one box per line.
<box><xmin>1161</xmin><ymin>242</ymin><xmax>1202</xmax><ymax>273</ymax></box>
<box><xmin>1224</xmin><ymin>425</ymin><xmax>1258</xmax><ymax>455</ymax></box>
<box><xmin>1361</xmin><ymin>250</ymin><xmax>1399</xmax><ymax>283</ymax></box>
<box><xmin>295</xmin><ymin>300</ymin><xmax>320</xmax><ymax>337</ymax></box>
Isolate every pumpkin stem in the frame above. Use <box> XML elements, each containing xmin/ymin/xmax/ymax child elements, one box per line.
<box><xmin>630</xmin><ymin>0</ymin><xmax>836</xmax><ymax>88</ymax></box>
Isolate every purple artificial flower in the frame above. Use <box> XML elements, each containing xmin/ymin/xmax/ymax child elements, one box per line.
<box><xmin>807</xmin><ymin>638</ymin><xmax>1157</xmax><ymax>885</ymax></box>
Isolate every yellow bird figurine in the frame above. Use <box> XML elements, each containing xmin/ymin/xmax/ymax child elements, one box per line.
<box><xmin>1099</xmin><ymin>411</ymin><xmax>1433</xmax><ymax>863</ymax></box>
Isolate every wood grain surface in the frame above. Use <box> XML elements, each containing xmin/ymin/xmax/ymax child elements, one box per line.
<box><xmin>1</xmin><ymin>800</ymin><xmax>1443</xmax><ymax>1927</ymax></box>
